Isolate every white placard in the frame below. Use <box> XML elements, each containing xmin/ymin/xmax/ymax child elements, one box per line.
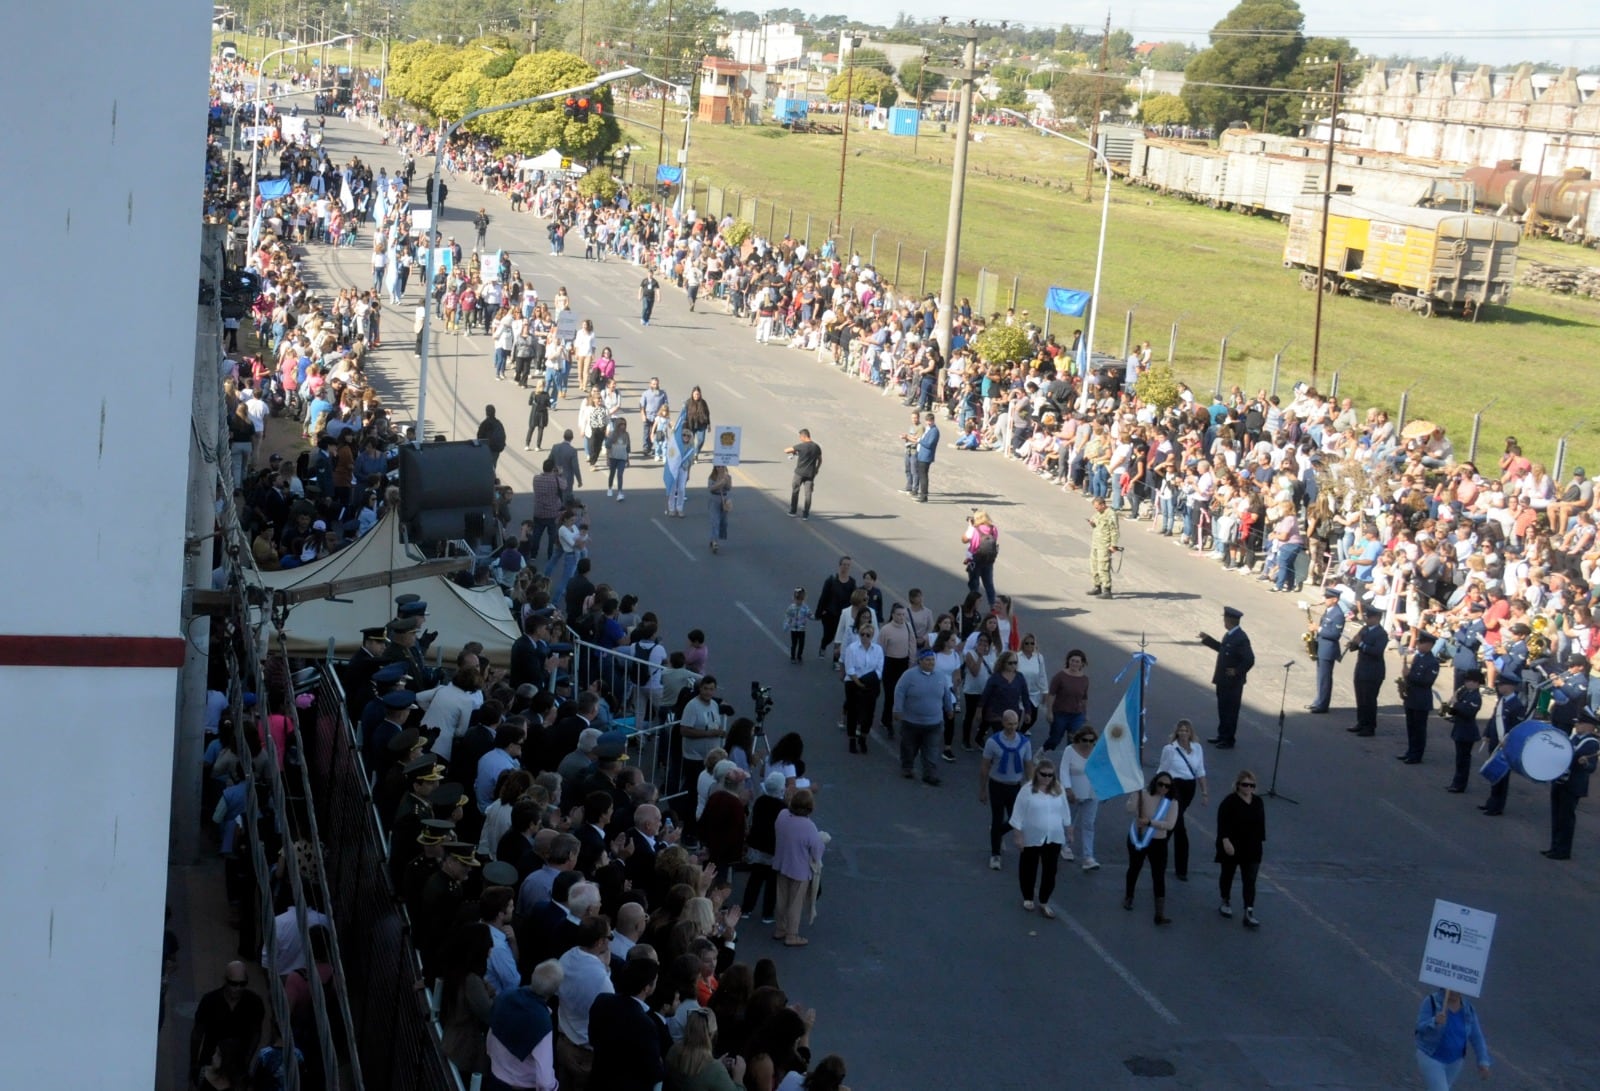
<box><xmin>411</xmin><ymin>209</ymin><xmax>433</xmax><ymax>233</ymax></box>
<box><xmin>711</xmin><ymin>426</ymin><xmax>742</xmax><ymax>466</ymax></box>
<box><xmin>1419</xmin><ymin>899</ymin><xmax>1497</xmax><ymax>998</ymax></box>
<box><xmin>280</xmin><ymin>116</ymin><xmax>307</xmax><ymax>142</ymax></box>
<box><xmin>555</xmin><ymin>311</ymin><xmax>578</xmax><ymax>343</ymax></box>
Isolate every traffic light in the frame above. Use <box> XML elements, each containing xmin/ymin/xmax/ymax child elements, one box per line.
<box><xmin>563</xmin><ymin>96</ymin><xmax>578</xmax><ymax>119</ymax></box>
<box><xmin>576</xmin><ymin>96</ymin><xmax>590</xmax><ymax>118</ymax></box>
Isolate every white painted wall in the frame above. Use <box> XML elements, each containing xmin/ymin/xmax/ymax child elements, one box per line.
<box><xmin>0</xmin><ymin>1</ymin><xmax>209</xmax><ymax>1086</ymax></box>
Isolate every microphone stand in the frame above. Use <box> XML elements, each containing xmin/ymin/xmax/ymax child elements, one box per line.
<box><xmin>1267</xmin><ymin>660</ymin><xmax>1299</xmax><ymax>804</ymax></box>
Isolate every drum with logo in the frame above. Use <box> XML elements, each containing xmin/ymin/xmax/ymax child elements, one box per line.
<box><xmin>1480</xmin><ymin>721</ymin><xmax>1573</xmax><ymax>784</ymax></box>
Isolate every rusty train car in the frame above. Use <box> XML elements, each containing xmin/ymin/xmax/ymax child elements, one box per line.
<box><xmin>1463</xmin><ymin>161</ymin><xmax>1600</xmax><ymax>247</ymax></box>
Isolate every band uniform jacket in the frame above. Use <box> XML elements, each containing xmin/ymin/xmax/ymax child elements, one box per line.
<box><xmin>1484</xmin><ymin>692</ymin><xmax>1527</xmax><ymax>748</ymax></box>
<box><xmin>1402</xmin><ymin>650</ymin><xmax>1440</xmax><ymax>711</ymax></box>
<box><xmin>1316</xmin><ymin>603</ymin><xmax>1346</xmax><ymax>662</ymax></box>
<box><xmin>1448</xmin><ymin>685</ymin><xmax>1483</xmax><ymax>743</ymax></box>
<box><xmin>1352</xmin><ymin>624</ymin><xmax>1388</xmax><ymax>682</ymax></box>
<box><xmin>1202</xmin><ymin>627</ymin><xmax>1255</xmax><ymax>687</ymax></box>
<box><xmin>1559</xmin><ymin>732</ymin><xmax>1600</xmax><ymax>798</ymax></box>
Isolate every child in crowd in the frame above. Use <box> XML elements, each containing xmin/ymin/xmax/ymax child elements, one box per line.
<box><xmin>783</xmin><ymin>588</ymin><xmax>812</xmax><ymax>662</ymax></box>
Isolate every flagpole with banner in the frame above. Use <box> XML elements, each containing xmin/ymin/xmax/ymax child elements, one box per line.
<box><xmin>1085</xmin><ymin>648</ymin><xmax>1159</xmax><ymax>802</ymax></box>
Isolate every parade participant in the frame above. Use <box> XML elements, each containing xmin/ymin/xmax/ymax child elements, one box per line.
<box><xmin>1215</xmin><ymin>769</ymin><xmax>1266</xmax><ymax>929</ymax></box>
<box><xmin>638</xmin><ymin>269</ymin><xmax>660</xmax><ymax>325</ymax></box>
<box><xmin>1306</xmin><ymin>586</ymin><xmax>1345</xmax><ymax>713</ymax></box>
<box><xmin>1445</xmin><ymin>671</ymin><xmax>1485</xmax><ymax>793</ymax></box>
<box><xmin>1062</xmin><ymin>727</ymin><xmax>1100</xmax><ymax>870</ymax></box>
<box><xmin>813</xmin><ymin>556</ymin><xmax>855</xmax><ymax>661</ymax></box>
<box><xmin>1085</xmin><ymin>496</ymin><xmax>1121</xmax><ymax>598</ymax></box>
<box><xmin>1009</xmin><ymin>757</ymin><xmax>1072</xmax><ymax>918</ymax></box>
<box><xmin>978</xmin><ymin>710</ymin><xmax>1033</xmax><ymax>871</ymax></box>
<box><xmin>962</xmin><ymin>509</ymin><xmax>999</xmax><ymax>606</ymax></box>
<box><xmin>1397</xmin><ymin>632</ymin><xmax>1442</xmax><ymax>764</ymax></box>
<box><xmin>1123</xmin><ymin>772</ymin><xmax>1178</xmax><ymax>924</ymax></box>
<box><xmin>1199</xmin><ymin>607</ymin><xmax>1254</xmax><ymax>749</ymax></box>
<box><xmin>1346</xmin><ymin>606</ymin><xmax>1388</xmax><ymax>737</ymax></box>
<box><xmin>894</xmin><ymin>646</ymin><xmax>955</xmax><ymax>785</ymax></box>
<box><xmin>1041</xmin><ymin>649</ymin><xmax>1090</xmax><ymax>753</ymax></box>
<box><xmin>783</xmin><ymin>428</ymin><xmax>823</xmax><ymax>520</ymax></box>
<box><xmin>840</xmin><ymin>619</ymin><xmax>884</xmax><ymax>754</ymax></box>
<box><xmin>1157</xmin><ymin>720</ymin><xmax>1209</xmax><ymax>882</ymax></box>
<box><xmin>1545</xmin><ymin>708</ymin><xmax>1599</xmax><ymax>860</ymax></box>
<box><xmin>1478</xmin><ymin>669</ymin><xmax>1527</xmax><ymax>817</ymax></box>
<box><xmin>1413</xmin><ymin>988</ymin><xmax>1491</xmax><ymax>1088</ymax></box>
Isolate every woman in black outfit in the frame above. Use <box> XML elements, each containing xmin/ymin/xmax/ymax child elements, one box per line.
<box><xmin>740</xmin><ymin>771</ymin><xmax>787</xmax><ymax>923</ymax></box>
<box><xmin>1215</xmin><ymin>768</ymin><xmax>1267</xmax><ymax>929</ymax></box>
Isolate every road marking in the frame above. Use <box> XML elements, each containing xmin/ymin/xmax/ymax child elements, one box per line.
<box><xmin>660</xmin><ymin>345</ymin><xmax>685</xmax><ymax>361</ymax></box>
<box><xmin>650</xmin><ymin>518</ymin><xmax>697</xmax><ymax>562</ymax></box>
<box><xmin>735</xmin><ymin>601</ymin><xmax>789</xmax><ymax>654</ymax></box>
<box><xmin>717</xmin><ymin>381</ymin><xmax>747</xmax><ymax>400</ymax></box>
<box><xmin>1376</xmin><ymin>798</ymin><xmax>1470</xmax><ymax>860</ymax></box>
<box><xmin>1057</xmin><ymin>910</ymin><xmax>1181</xmax><ymax>1026</ymax></box>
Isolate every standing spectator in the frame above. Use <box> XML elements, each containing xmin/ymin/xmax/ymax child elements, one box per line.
<box><xmin>740</xmin><ymin>771</ymin><xmax>787</xmax><ymax>924</ymax></box>
<box><xmin>485</xmin><ymin>960</ymin><xmax>562</xmax><ymax>1091</ymax></box>
<box><xmin>555</xmin><ymin>917</ymin><xmax>614</xmax><ymax>1089</ymax></box>
<box><xmin>1215</xmin><ymin>769</ymin><xmax>1267</xmax><ymax>928</ymax></box>
<box><xmin>772</xmin><ymin>789</ymin><xmax>826</xmax><ymax>948</ymax></box>
<box><xmin>440</xmin><ymin>924</ymin><xmax>495</xmax><ymax>1077</ymax></box>
<box><xmin>189</xmin><ymin>962</ymin><xmax>266</xmax><ymax>1087</ymax></box>
<box><xmin>587</xmin><ymin>959</ymin><xmax>668</xmax><ymax>1091</ymax></box>
<box><xmin>911</xmin><ymin>411</ymin><xmax>939</xmax><ymax>502</ymax></box>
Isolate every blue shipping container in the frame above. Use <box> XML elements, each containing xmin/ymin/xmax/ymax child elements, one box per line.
<box><xmin>888</xmin><ymin>107</ymin><xmax>920</xmax><ymax>137</ymax></box>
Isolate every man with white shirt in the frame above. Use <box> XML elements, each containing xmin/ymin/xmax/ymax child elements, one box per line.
<box><xmin>242</xmin><ymin>387</ymin><xmax>269</xmax><ymax>468</ymax></box>
<box><xmin>676</xmin><ymin>676</ymin><xmax>726</xmax><ymax>789</ymax></box>
<box><xmin>609</xmin><ymin>902</ymin><xmax>648</xmax><ymax>962</ymax></box>
<box><xmin>555</xmin><ymin>917</ymin><xmax>614</xmax><ymax>1089</ymax></box>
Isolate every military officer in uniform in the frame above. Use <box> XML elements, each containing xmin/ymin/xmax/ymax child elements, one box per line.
<box><xmin>417</xmin><ymin>842</ymin><xmax>480</xmax><ymax>976</ymax></box>
<box><xmin>1445</xmin><ymin>670</ymin><xmax>1485</xmax><ymax>793</ymax></box>
<box><xmin>1448</xmin><ymin>606</ymin><xmax>1487</xmax><ymax>691</ymax></box>
<box><xmin>391</xmin><ymin>751</ymin><xmax>445</xmax><ymax>837</ymax></box>
<box><xmin>1306</xmin><ymin>586</ymin><xmax>1346</xmax><ymax>713</ymax></box>
<box><xmin>1086</xmin><ymin>497</ymin><xmax>1122</xmax><ymax>599</ymax></box>
<box><xmin>364</xmin><ymin>678</ymin><xmax>417</xmax><ymax>772</ymax></box>
<box><xmin>1397</xmin><ymin>631</ymin><xmax>1441</xmax><ymax>764</ymax></box>
<box><xmin>1346</xmin><ymin>606</ymin><xmax>1388</xmax><ymax>736</ymax></box>
<box><xmin>345</xmin><ymin>626</ymin><xmax>391</xmax><ymax>718</ymax></box>
<box><xmin>399</xmin><ymin>817</ymin><xmax>455</xmax><ymax>904</ymax></box>
<box><xmin>384</xmin><ymin>616</ymin><xmax>440</xmax><ymax>689</ymax></box>
<box><xmin>1547</xmin><ymin>655</ymin><xmax>1592</xmax><ymax>730</ymax></box>
<box><xmin>1486</xmin><ymin>623</ymin><xmax>1531</xmax><ymax>690</ymax></box>
<box><xmin>1545</xmin><ymin>708</ymin><xmax>1599</xmax><ymax>860</ymax></box>
<box><xmin>1479</xmin><ymin>669</ymin><xmax>1527</xmax><ymax>817</ymax></box>
<box><xmin>1199</xmin><ymin>606</ymin><xmax>1254</xmax><ymax>749</ymax></box>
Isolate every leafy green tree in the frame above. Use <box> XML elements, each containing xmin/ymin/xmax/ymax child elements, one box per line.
<box><xmin>897</xmin><ymin>56</ymin><xmax>945</xmax><ymax>100</ymax></box>
<box><xmin>995</xmin><ymin>88</ymin><xmax>1028</xmax><ymax>108</ymax></box>
<box><xmin>846</xmin><ymin>48</ymin><xmax>895</xmax><ymax>75</ymax></box>
<box><xmin>1281</xmin><ymin>37</ymin><xmax>1364</xmax><ymax>130</ymax></box>
<box><xmin>1134</xmin><ymin>365</ymin><xmax>1182</xmax><ymax>413</ymax></box>
<box><xmin>826</xmin><ymin>68</ymin><xmax>898</xmax><ymax>108</ymax></box>
<box><xmin>578</xmin><ymin>171</ymin><xmax>620</xmax><ymax>202</ymax></box>
<box><xmin>473</xmin><ymin>52</ymin><xmax>618</xmax><ymax>158</ymax></box>
<box><xmin>974</xmin><ymin>325</ymin><xmax>1032</xmax><ymax>367</ymax></box>
<box><xmin>1145</xmin><ymin>42</ymin><xmax>1196</xmax><ymax>71</ymax></box>
<box><xmin>1050</xmin><ymin>72</ymin><xmax>1131</xmax><ymax>124</ymax></box>
<box><xmin>1141</xmin><ymin>92</ymin><xmax>1190</xmax><ymax>126</ymax></box>
<box><xmin>1182</xmin><ymin>0</ymin><xmax>1307</xmax><ymax>133</ymax></box>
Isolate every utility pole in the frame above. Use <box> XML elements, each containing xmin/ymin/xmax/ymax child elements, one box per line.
<box><xmin>912</xmin><ymin>48</ymin><xmax>926</xmax><ymax>157</ymax></box>
<box><xmin>834</xmin><ymin>33</ymin><xmax>860</xmax><ymax>235</ymax></box>
<box><xmin>933</xmin><ymin>21</ymin><xmax>981</xmax><ymax>358</ymax></box>
<box><xmin>656</xmin><ymin>0</ymin><xmax>675</xmax><ymax>172</ymax></box>
<box><xmin>1086</xmin><ymin>11</ymin><xmax>1110</xmax><ymax>202</ymax></box>
<box><xmin>1310</xmin><ymin>59</ymin><xmax>1342</xmax><ymax>386</ymax></box>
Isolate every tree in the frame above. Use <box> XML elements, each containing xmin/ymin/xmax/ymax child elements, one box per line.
<box><xmin>846</xmin><ymin>48</ymin><xmax>895</xmax><ymax>75</ymax></box>
<box><xmin>1141</xmin><ymin>92</ymin><xmax>1190</xmax><ymax>126</ymax></box>
<box><xmin>1134</xmin><ymin>365</ymin><xmax>1182</xmax><ymax>413</ymax></box>
<box><xmin>1050</xmin><ymin>72</ymin><xmax>1131</xmax><ymax>125</ymax></box>
<box><xmin>1182</xmin><ymin>0</ymin><xmax>1307</xmax><ymax>133</ymax></box>
<box><xmin>1145</xmin><ymin>42</ymin><xmax>1197</xmax><ymax>71</ymax></box>
<box><xmin>1281</xmin><ymin>36</ymin><xmax>1364</xmax><ymax>131</ymax></box>
<box><xmin>896</xmin><ymin>56</ymin><xmax>945</xmax><ymax>99</ymax></box>
<box><xmin>473</xmin><ymin>52</ymin><xmax>618</xmax><ymax>158</ymax></box>
<box><xmin>826</xmin><ymin>68</ymin><xmax>898</xmax><ymax>108</ymax></box>
<box><xmin>577</xmin><ymin>171</ymin><xmax>620</xmax><ymax>203</ymax></box>
<box><xmin>974</xmin><ymin>325</ymin><xmax>1032</xmax><ymax>367</ymax></box>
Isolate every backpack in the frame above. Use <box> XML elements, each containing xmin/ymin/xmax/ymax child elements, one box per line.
<box><xmin>973</xmin><ymin>526</ymin><xmax>999</xmax><ymax>563</ymax></box>
<box><xmin>627</xmin><ymin>641</ymin><xmax>657</xmax><ymax>684</ymax></box>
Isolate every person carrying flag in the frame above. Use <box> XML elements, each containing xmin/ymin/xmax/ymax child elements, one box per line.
<box><xmin>662</xmin><ymin>405</ymin><xmax>692</xmax><ymax>518</ymax></box>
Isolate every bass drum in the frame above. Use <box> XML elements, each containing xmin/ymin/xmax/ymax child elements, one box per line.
<box><xmin>1480</xmin><ymin>722</ymin><xmax>1573</xmax><ymax>784</ymax></box>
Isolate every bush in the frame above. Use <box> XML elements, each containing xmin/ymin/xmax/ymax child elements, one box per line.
<box><xmin>973</xmin><ymin>325</ymin><xmax>1032</xmax><ymax>367</ymax></box>
<box><xmin>1134</xmin><ymin>364</ymin><xmax>1182</xmax><ymax>413</ymax></box>
<box><xmin>578</xmin><ymin>172</ymin><xmax>620</xmax><ymax>203</ymax></box>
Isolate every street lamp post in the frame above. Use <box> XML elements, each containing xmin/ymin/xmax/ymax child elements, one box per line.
<box><xmin>633</xmin><ymin>70</ymin><xmax>694</xmax><ymax>213</ymax></box>
<box><xmin>415</xmin><ymin>67</ymin><xmax>641</xmax><ymax>435</ymax></box>
<box><xmin>247</xmin><ymin>35</ymin><xmax>352</xmax><ymax>246</ymax></box>
<box><xmin>997</xmin><ymin>107</ymin><xmax>1112</xmax><ymax>412</ymax></box>
<box><xmin>346</xmin><ymin>29</ymin><xmax>391</xmax><ymax>113</ymax></box>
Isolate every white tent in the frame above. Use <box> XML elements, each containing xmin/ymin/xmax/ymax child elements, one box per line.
<box><xmin>252</xmin><ymin>513</ymin><xmax>520</xmax><ymax>661</ymax></box>
<box><xmin>516</xmin><ymin>149</ymin><xmax>588</xmax><ymax>177</ymax></box>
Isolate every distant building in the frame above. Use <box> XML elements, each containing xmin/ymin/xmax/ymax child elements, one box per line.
<box><xmin>719</xmin><ymin>22</ymin><xmax>805</xmax><ymax>69</ymax></box>
<box><xmin>1325</xmin><ymin>62</ymin><xmax>1600</xmax><ymax>176</ymax></box>
<box><xmin>837</xmin><ymin>31</ymin><xmax>924</xmax><ymax>76</ymax></box>
<box><xmin>698</xmin><ymin>56</ymin><xmax>767</xmax><ymax>125</ymax></box>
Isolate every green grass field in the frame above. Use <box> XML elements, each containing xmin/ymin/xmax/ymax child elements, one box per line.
<box><xmin>621</xmin><ymin>108</ymin><xmax>1600</xmax><ymax>475</ymax></box>
<box><xmin>211</xmin><ymin>29</ymin><xmax>389</xmax><ymax>73</ymax></box>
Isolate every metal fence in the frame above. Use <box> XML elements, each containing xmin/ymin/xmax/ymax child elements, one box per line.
<box><xmin>301</xmin><ymin>667</ymin><xmax>460</xmax><ymax>1091</ymax></box>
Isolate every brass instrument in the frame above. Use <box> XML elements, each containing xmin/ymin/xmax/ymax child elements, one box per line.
<box><xmin>1527</xmin><ymin>614</ymin><xmax>1552</xmax><ymax>660</ymax></box>
<box><xmin>1301</xmin><ymin>604</ymin><xmax>1319</xmax><ymax>661</ymax></box>
<box><xmin>1395</xmin><ymin>647</ymin><xmax>1413</xmax><ymax>703</ymax></box>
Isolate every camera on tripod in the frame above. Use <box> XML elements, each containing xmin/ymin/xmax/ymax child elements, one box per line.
<box><xmin>750</xmin><ymin>681</ymin><xmax>774</xmax><ymax>726</ymax></box>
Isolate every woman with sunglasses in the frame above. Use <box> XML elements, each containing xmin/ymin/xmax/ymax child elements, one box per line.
<box><xmin>1009</xmin><ymin>759</ymin><xmax>1073</xmax><ymax>917</ymax></box>
<box><xmin>1062</xmin><ymin>728</ymin><xmax>1101</xmax><ymax>870</ymax></box>
<box><xmin>1124</xmin><ymin>773</ymin><xmax>1179</xmax><ymax>924</ymax></box>
<box><xmin>1014</xmin><ymin>633</ymin><xmax>1048</xmax><ymax>730</ymax></box>
<box><xmin>1215</xmin><ymin>769</ymin><xmax>1267</xmax><ymax>928</ymax></box>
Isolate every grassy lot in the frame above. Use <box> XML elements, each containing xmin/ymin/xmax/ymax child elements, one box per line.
<box><xmin>622</xmin><ymin>108</ymin><xmax>1600</xmax><ymax>474</ymax></box>
<box><xmin>211</xmin><ymin>29</ymin><xmax>388</xmax><ymax>73</ymax></box>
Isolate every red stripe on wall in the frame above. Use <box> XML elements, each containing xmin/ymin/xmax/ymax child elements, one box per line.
<box><xmin>0</xmin><ymin>635</ymin><xmax>187</xmax><ymax>669</ymax></box>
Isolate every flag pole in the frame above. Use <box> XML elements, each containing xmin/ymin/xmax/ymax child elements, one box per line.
<box><xmin>1136</xmin><ymin>632</ymin><xmax>1147</xmax><ymax>769</ymax></box>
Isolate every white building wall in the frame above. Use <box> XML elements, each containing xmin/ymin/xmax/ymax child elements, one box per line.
<box><xmin>0</xmin><ymin>1</ymin><xmax>208</xmax><ymax>1087</ymax></box>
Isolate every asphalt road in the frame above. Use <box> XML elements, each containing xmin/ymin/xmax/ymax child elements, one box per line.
<box><xmin>292</xmin><ymin>110</ymin><xmax>1597</xmax><ymax>1090</ymax></box>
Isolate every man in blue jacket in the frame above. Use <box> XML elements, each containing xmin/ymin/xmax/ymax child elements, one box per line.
<box><xmin>1397</xmin><ymin>632</ymin><xmax>1441</xmax><ymax>764</ymax></box>
<box><xmin>911</xmin><ymin>412</ymin><xmax>939</xmax><ymax>503</ymax></box>
<box><xmin>1306</xmin><ymin>586</ymin><xmax>1345</xmax><ymax>713</ymax></box>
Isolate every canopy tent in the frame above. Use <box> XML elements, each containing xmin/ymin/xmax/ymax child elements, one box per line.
<box><xmin>252</xmin><ymin>513</ymin><xmax>520</xmax><ymax>662</ymax></box>
<box><xmin>516</xmin><ymin>149</ymin><xmax>588</xmax><ymax>177</ymax></box>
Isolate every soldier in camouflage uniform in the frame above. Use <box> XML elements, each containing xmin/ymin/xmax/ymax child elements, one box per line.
<box><xmin>1087</xmin><ymin>497</ymin><xmax>1122</xmax><ymax>598</ymax></box>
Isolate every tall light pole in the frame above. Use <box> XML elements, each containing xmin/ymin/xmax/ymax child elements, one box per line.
<box><xmin>932</xmin><ymin>21</ymin><xmax>979</xmax><ymax>360</ymax></box>
<box><xmin>655</xmin><ymin>0</ymin><xmax>676</xmax><ymax>173</ymax></box>
<box><xmin>416</xmin><ymin>67</ymin><xmax>641</xmax><ymax>435</ymax></box>
<box><xmin>1310</xmin><ymin>59</ymin><xmax>1343</xmax><ymax>387</ymax></box>
<box><xmin>347</xmin><ymin>29</ymin><xmax>390</xmax><ymax>113</ymax></box>
<box><xmin>834</xmin><ymin>34</ymin><xmax>861</xmax><ymax>236</ymax></box>
<box><xmin>997</xmin><ymin>107</ymin><xmax>1112</xmax><ymax>412</ymax></box>
<box><xmin>247</xmin><ymin>35</ymin><xmax>352</xmax><ymax>246</ymax></box>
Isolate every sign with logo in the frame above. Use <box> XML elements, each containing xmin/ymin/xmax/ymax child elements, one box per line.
<box><xmin>711</xmin><ymin>426</ymin><xmax>743</xmax><ymax>466</ymax></box>
<box><xmin>1419</xmin><ymin>899</ymin><xmax>1496</xmax><ymax>997</ymax></box>
<box><xmin>556</xmin><ymin>311</ymin><xmax>579</xmax><ymax>343</ymax></box>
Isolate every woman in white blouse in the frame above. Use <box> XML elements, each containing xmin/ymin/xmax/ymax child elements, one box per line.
<box><xmin>840</xmin><ymin>620</ymin><xmax>884</xmax><ymax>755</ymax></box>
<box><xmin>1010</xmin><ymin>758</ymin><xmax>1072</xmax><ymax>918</ymax></box>
<box><xmin>1157</xmin><ymin>720</ymin><xmax>1209</xmax><ymax>883</ymax></box>
<box><xmin>1013</xmin><ymin>633</ymin><xmax>1049</xmax><ymax>731</ymax></box>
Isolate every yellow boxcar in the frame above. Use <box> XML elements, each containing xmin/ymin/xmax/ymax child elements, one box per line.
<box><xmin>1284</xmin><ymin>197</ymin><xmax>1521</xmax><ymax>317</ymax></box>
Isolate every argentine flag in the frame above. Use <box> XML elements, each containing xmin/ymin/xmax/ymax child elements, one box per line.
<box><xmin>662</xmin><ymin>404</ymin><xmax>691</xmax><ymax>498</ymax></box>
<box><xmin>1085</xmin><ymin>655</ymin><xmax>1153</xmax><ymax>800</ymax></box>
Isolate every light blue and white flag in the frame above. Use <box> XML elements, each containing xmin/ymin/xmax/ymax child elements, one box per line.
<box><xmin>662</xmin><ymin>404</ymin><xmax>691</xmax><ymax>497</ymax></box>
<box><xmin>1085</xmin><ymin>652</ymin><xmax>1156</xmax><ymax>800</ymax></box>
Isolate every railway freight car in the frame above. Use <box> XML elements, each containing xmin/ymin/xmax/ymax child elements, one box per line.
<box><xmin>1464</xmin><ymin>161</ymin><xmax>1600</xmax><ymax>247</ymax></box>
<box><xmin>1283</xmin><ymin>197</ymin><xmax>1520</xmax><ymax>317</ymax></box>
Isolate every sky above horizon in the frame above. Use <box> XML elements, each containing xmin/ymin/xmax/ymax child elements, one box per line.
<box><xmin>820</xmin><ymin>2</ymin><xmax>1600</xmax><ymax>69</ymax></box>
